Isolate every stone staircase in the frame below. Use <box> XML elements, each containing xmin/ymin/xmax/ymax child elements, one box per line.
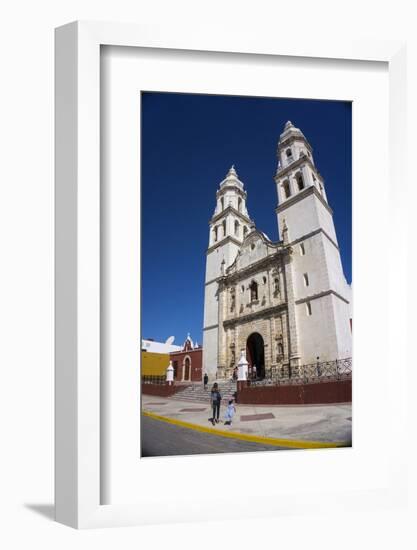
<box><xmin>172</xmin><ymin>380</ymin><xmax>237</xmax><ymax>403</ymax></box>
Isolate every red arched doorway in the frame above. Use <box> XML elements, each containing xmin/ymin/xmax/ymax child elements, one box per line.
<box><xmin>184</xmin><ymin>357</ymin><xmax>191</xmax><ymax>381</ymax></box>
<box><xmin>246</xmin><ymin>332</ymin><xmax>265</xmax><ymax>379</ymax></box>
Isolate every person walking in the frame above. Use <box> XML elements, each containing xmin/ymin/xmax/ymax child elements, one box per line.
<box><xmin>209</xmin><ymin>382</ymin><xmax>222</xmax><ymax>425</ymax></box>
<box><xmin>203</xmin><ymin>373</ymin><xmax>208</xmax><ymax>390</ymax></box>
<box><xmin>224</xmin><ymin>399</ymin><xmax>236</xmax><ymax>426</ymax></box>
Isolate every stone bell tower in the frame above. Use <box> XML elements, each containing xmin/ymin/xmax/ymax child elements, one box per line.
<box><xmin>275</xmin><ymin>121</ymin><xmax>352</xmax><ymax>363</ymax></box>
<box><xmin>202</xmin><ymin>166</ymin><xmax>253</xmax><ymax>379</ymax></box>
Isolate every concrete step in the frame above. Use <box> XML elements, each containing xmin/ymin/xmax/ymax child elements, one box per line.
<box><xmin>171</xmin><ymin>382</ymin><xmax>237</xmax><ymax>403</ymax></box>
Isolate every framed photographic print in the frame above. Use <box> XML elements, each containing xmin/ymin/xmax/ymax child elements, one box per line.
<box><xmin>139</xmin><ymin>91</ymin><xmax>353</xmax><ymax>458</ymax></box>
<box><xmin>55</xmin><ymin>21</ymin><xmax>407</xmax><ymax>528</ymax></box>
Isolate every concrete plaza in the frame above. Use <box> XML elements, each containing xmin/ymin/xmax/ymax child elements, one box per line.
<box><xmin>141</xmin><ymin>394</ymin><xmax>352</xmax><ymax>447</ymax></box>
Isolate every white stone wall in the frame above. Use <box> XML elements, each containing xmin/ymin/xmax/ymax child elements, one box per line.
<box><xmin>346</xmin><ymin>283</ymin><xmax>353</xmax><ymax>320</ymax></box>
<box><xmin>277</xmin><ymin>169</ymin><xmax>351</xmax><ymax>365</ymax></box>
<box><xmin>315</xmin><ymin>196</ymin><xmax>337</xmax><ymax>243</ymax></box>
<box><xmin>204</xmin><ymin>241</ymin><xmax>240</xmax><ymax>282</ymax></box>
<box><xmin>321</xmin><ymin>237</ymin><xmax>350</xmax><ymax>299</ymax></box>
<box><xmin>203</xmin><ymin>240</ymin><xmax>241</xmax><ymax>379</ymax></box>
<box><xmin>203</xmin><ymin>282</ymin><xmax>218</xmax><ymax>329</ymax></box>
<box><xmin>295</xmin><ymin>294</ymin><xmax>340</xmax><ymax>363</ymax></box>
<box><xmin>278</xmin><ymin>192</ymin><xmax>318</xmax><ymax>241</ymax></box>
<box><xmin>292</xmin><ymin>233</ymin><xmax>329</xmax><ymax>301</ymax></box>
<box><xmin>202</xmin><ymin>327</ymin><xmax>218</xmax><ymax>378</ymax></box>
<box><xmin>331</xmin><ymin>293</ymin><xmax>352</xmax><ymax>359</ymax></box>
<box><xmin>278</xmin><ymin>193</ymin><xmax>336</xmax><ymax>244</ymax></box>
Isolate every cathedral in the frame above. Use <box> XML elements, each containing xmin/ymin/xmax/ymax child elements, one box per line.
<box><xmin>202</xmin><ymin>121</ymin><xmax>352</xmax><ymax>381</ymax></box>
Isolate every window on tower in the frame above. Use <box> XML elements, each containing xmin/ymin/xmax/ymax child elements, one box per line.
<box><xmin>220</xmin><ymin>197</ymin><xmax>224</xmax><ymax>211</ymax></box>
<box><xmin>250</xmin><ymin>281</ymin><xmax>258</xmax><ymax>302</ymax></box>
<box><xmin>306</xmin><ymin>302</ymin><xmax>312</xmax><ymax>316</ymax></box>
<box><xmin>274</xmin><ymin>277</ymin><xmax>280</xmax><ymax>294</ymax></box>
<box><xmin>300</xmin><ymin>242</ymin><xmax>305</xmax><ymax>255</ymax></box>
<box><xmin>283</xmin><ymin>180</ymin><xmax>291</xmax><ymax>199</ymax></box>
<box><xmin>222</xmin><ymin>220</ymin><xmax>226</xmax><ymax>236</ymax></box>
<box><xmin>303</xmin><ymin>273</ymin><xmax>309</xmax><ymax>287</ymax></box>
<box><xmin>296</xmin><ymin>173</ymin><xmax>304</xmax><ymax>191</ymax></box>
<box><xmin>234</xmin><ymin>220</ymin><xmax>240</xmax><ymax>236</ymax></box>
<box><xmin>230</xmin><ymin>291</ymin><xmax>235</xmax><ymax>312</ymax></box>
<box><xmin>213</xmin><ymin>226</ymin><xmax>218</xmax><ymax>242</ymax></box>
<box><xmin>243</xmin><ymin>226</ymin><xmax>248</xmax><ymax>238</ymax></box>
<box><xmin>238</xmin><ymin>198</ymin><xmax>242</xmax><ymax>212</ymax></box>
<box><xmin>286</xmin><ymin>148</ymin><xmax>292</xmax><ymax>158</ymax></box>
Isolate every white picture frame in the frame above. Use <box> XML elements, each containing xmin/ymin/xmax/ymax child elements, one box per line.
<box><xmin>55</xmin><ymin>21</ymin><xmax>407</xmax><ymax>529</ymax></box>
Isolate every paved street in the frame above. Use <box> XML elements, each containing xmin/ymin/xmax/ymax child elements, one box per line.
<box><xmin>142</xmin><ymin>395</ymin><xmax>352</xmax><ymax>441</ymax></box>
<box><xmin>141</xmin><ymin>394</ymin><xmax>352</xmax><ymax>457</ymax></box>
<box><xmin>141</xmin><ymin>414</ymin><xmax>289</xmax><ymax>457</ymax></box>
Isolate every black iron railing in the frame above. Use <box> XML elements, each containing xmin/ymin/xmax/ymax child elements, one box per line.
<box><xmin>141</xmin><ymin>375</ymin><xmax>167</xmax><ymax>385</ymax></box>
<box><xmin>248</xmin><ymin>358</ymin><xmax>352</xmax><ymax>387</ymax></box>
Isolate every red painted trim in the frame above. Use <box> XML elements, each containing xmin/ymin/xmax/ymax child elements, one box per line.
<box><xmin>237</xmin><ymin>380</ymin><xmax>351</xmax><ymax>405</ymax></box>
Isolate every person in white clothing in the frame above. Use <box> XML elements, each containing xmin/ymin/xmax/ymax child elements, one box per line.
<box><xmin>224</xmin><ymin>399</ymin><xmax>236</xmax><ymax>426</ymax></box>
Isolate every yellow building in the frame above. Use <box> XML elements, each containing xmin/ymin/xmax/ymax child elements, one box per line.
<box><xmin>141</xmin><ymin>350</ymin><xmax>170</xmax><ymax>377</ymax></box>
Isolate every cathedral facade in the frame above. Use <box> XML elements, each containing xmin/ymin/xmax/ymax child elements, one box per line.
<box><xmin>202</xmin><ymin>121</ymin><xmax>352</xmax><ymax>381</ymax></box>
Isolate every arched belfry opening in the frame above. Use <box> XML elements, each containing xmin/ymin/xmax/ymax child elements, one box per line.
<box><xmin>246</xmin><ymin>332</ymin><xmax>265</xmax><ymax>379</ymax></box>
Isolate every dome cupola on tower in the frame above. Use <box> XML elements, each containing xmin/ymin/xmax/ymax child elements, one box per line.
<box><xmin>219</xmin><ymin>165</ymin><xmax>244</xmax><ymax>191</ymax></box>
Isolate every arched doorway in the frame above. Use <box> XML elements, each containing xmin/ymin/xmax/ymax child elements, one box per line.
<box><xmin>246</xmin><ymin>333</ymin><xmax>265</xmax><ymax>379</ymax></box>
<box><xmin>184</xmin><ymin>357</ymin><xmax>191</xmax><ymax>381</ymax></box>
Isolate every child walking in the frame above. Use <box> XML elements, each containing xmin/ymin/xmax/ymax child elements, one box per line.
<box><xmin>224</xmin><ymin>399</ymin><xmax>236</xmax><ymax>426</ymax></box>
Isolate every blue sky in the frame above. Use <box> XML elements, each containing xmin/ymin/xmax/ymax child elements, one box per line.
<box><xmin>141</xmin><ymin>92</ymin><xmax>352</xmax><ymax>346</ymax></box>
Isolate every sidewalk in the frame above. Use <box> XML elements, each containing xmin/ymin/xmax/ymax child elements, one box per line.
<box><xmin>142</xmin><ymin>393</ymin><xmax>352</xmax><ymax>447</ymax></box>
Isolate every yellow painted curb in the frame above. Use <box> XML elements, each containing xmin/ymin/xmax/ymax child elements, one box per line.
<box><xmin>142</xmin><ymin>410</ymin><xmax>349</xmax><ymax>449</ymax></box>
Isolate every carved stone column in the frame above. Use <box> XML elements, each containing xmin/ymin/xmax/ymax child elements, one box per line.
<box><xmin>217</xmin><ymin>280</ymin><xmax>227</xmax><ymax>378</ymax></box>
<box><xmin>283</xmin><ymin>249</ymin><xmax>301</xmax><ymax>373</ymax></box>
<box><xmin>269</xmin><ymin>316</ymin><xmax>275</xmax><ymax>376</ymax></box>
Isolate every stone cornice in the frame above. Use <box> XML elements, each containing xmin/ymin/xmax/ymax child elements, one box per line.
<box><xmin>203</xmin><ymin>323</ymin><xmax>219</xmax><ymax>331</ymax></box>
<box><xmin>206</xmin><ymin>235</ymin><xmax>242</xmax><ymax>254</ymax></box>
<box><xmin>275</xmin><ymin>155</ymin><xmax>322</xmax><ymax>181</ymax></box>
<box><xmin>205</xmin><ymin>276</ymin><xmax>221</xmax><ymax>287</ymax></box>
<box><xmin>210</xmin><ymin>205</ymin><xmax>252</xmax><ymax>225</ymax></box>
<box><xmin>223</xmin><ymin>302</ymin><xmax>287</xmax><ymax>328</ymax></box>
<box><xmin>295</xmin><ymin>289</ymin><xmax>350</xmax><ymax>306</ymax></box>
<box><xmin>216</xmin><ymin>185</ymin><xmax>247</xmax><ymax>199</ymax></box>
<box><xmin>289</xmin><ymin>228</ymin><xmax>339</xmax><ymax>252</ymax></box>
<box><xmin>275</xmin><ymin>156</ymin><xmax>307</xmax><ymax>179</ymax></box>
<box><xmin>275</xmin><ymin>185</ymin><xmax>333</xmax><ymax>216</ymax></box>
<box><xmin>278</xmin><ymin>134</ymin><xmax>313</xmax><ymax>154</ymax></box>
<box><xmin>221</xmin><ymin>247</ymin><xmax>290</xmax><ymax>284</ymax></box>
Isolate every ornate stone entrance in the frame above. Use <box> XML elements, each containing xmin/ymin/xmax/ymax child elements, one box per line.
<box><xmin>246</xmin><ymin>332</ymin><xmax>265</xmax><ymax>379</ymax></box>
